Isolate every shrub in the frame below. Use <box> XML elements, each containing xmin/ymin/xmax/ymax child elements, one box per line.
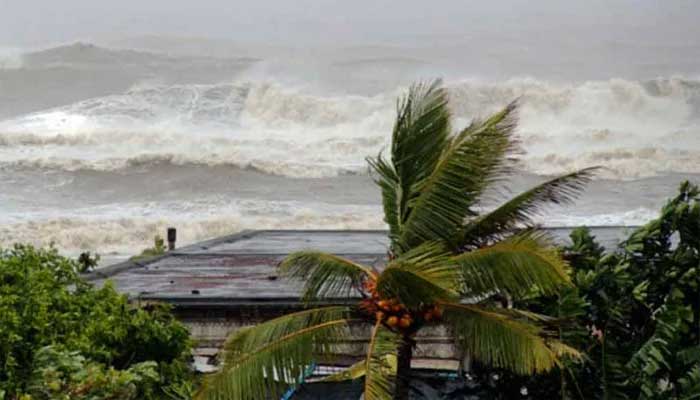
<box><xmin>468</xmin><ymin>181</ymin><xmax>700</xmax><ymax>399</ymax></box>
<box><xmin>0</xmin><ymin>245</ymin><xmax>194</xmax><ymax>399</ymax></box>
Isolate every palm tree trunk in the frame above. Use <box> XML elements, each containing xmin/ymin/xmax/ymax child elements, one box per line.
<box><xmin>393</xmin><ymin>336</ymin><xmax>413</xmax><ymax>400</ymax></box>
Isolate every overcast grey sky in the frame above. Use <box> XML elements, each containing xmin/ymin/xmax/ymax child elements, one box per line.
<box><xmin>2</xmin><ymin>0</ymin><xmax>700</xmax><ymax>48</ymax></box>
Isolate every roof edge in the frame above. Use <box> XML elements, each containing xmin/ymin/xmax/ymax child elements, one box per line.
<box><xmin>82</xmin><ymin>229</ymin><xmax>259</xmax><ymax>281</ymax></box>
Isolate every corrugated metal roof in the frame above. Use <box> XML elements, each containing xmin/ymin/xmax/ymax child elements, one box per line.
<box><xmin>85</xmin><ymin>228</ymin><xmax>630</xmax><ymax>304</ymax></box>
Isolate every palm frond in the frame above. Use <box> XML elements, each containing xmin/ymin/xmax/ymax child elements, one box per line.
<box><xmin>279</xmin><ymin>251</ymin><xmax>375</xmax><ymax>302</ymax></box>
<box><xmin>393</xmin><ymin>240</ymin><xmax>453</xmax><ymax>267</ymax></box>
<box><xmin>364</xmin><ymin>321</ymin><xmax>401</xmax><ymax>400</ymax></box>
<box><xmin>198</xmin><ymin>307</ymin><xmax>353</xmax><ymax>400</ymax></box>
<box><xmin>395</xmin><ymin>101</ymin><xmax>519</xmax><ymax>253</ymax></box>
<box><xmin>377</xmin><ymin>247</ymin><xmax>462</xmax><ymax>308</ymax></box>
<box><xmin>321</xmin><ymin>354</ymin><xmax>398</xmax><ymax>383</ymax></box>
<box><xmin>320</xmin><ymin>360</ymin><xmax>368</xmax><ymax>382</ymax></box>
<box><xmin>450</xmin><ymin>232</ymin><xmax>570</xmax><ymax>299</ymax></box>
<box><xmin>367</xmin><ymin>154</ymin><xmax>402</xmax><ymax>242</ymax></box>
<box><xmin>443</xmin><ymin>303</ymin><xmax>571</xmax><ymax>375</ymax></box>
<box><xmin>368</xmin><ymin>80</ymin><xmax>451</xmax><ymax>245</ymax></box>
<box><xmin>461</xmin><ymin>167</ymin><xmax>599</xmax><ymax>246</ymax></box>
<box><xmin>679</xmin><ymin>365</ymin><xmax>700</xmax><ymax>400</ymax></box>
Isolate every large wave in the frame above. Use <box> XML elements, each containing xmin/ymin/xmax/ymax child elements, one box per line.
<box><xmin>1</xmin><ymin>77</ymin><xmax>699</xmax><ymax>178</ymax></box>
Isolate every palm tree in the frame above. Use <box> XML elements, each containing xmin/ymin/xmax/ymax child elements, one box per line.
<box><xmin>198</xmin><ymin>80</ymin><xmax>597</xmax><ymax>400</ymax></box>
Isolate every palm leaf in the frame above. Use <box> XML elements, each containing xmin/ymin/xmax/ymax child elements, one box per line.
<box><xmin>364</xmin><ymin>321</ymin><xmax>401</xmax><ymax>400</ymax></box>
<box><xmin>320</xmin><ymin>360</ymin><xmax>368</xmax><ymax>382</ymax></box>
<box><xmin>368</xmin><ymin>80</ymin><xmax>451</xmax><ymax>245</ymax></box>
<box><xmin>395</xmin><ymin>101</ymin><xmax>519</xmax><ymax>253</ymax></box>
<box><xmin>679</xmin><ymin>365</ymin><xmax>700</xmax><ymax>400</ymax></box>
<box><xmin>279</xmin><ymin>251</ymin><xmax>375</xmax><ymax>302</ymax></box>
<box><xmin>450</xmin><ymin>232</ymin><xmax>570</xmax><ymax>299</ymax></box>
<box><xmin>367</xmin><ymin>154</ymin><xmax>402</xmax><ymax>242</ymax></box>
<box><xmin>198</xmin><ymin>307</ymin><xmax>353</xmax><ymax>400</ymax></box>
<box><xmin>461</xmin><ymin>167</ymin><xmax>599</xmax><ymax>246</ymax></box>
<box><xmin>443</xmin><ymin>303</ymin><xmax>574</xmax><ymax>375</ymax></box>
<box><xmin>392</xmin><ymin>240</ymin><xmax>453</xmax><ymax>267</ymax></box>
<box><xmin>320</xmin><ymin>355</ymin><xmax>397</xmax><ymax>383</ymax></box>
<box><xmin>376</xmin><ymin>244</ymin><xmax>461</xmax><ymax>308</ymax></box>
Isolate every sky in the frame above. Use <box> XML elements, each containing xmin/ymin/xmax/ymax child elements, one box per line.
<box><xmin>2</xmin><ymin>0</ymin><xmax>700</xmax><ymax>48</ymax></box>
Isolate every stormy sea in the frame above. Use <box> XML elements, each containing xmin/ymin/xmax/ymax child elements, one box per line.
<box><xmin>2</xmin><ymin>38</ymin><xmax>700</xmax><ymax>262</ymax></box>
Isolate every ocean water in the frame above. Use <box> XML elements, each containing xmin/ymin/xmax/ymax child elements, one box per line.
<box><xmin>1</xmin><ymin>41</ymin><xmax>699</xmax><ymax>259</ymax></box>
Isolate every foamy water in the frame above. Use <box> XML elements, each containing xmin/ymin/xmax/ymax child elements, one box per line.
<box><xmin>1</xmin><ymin>43</ymin><xmax>698</xmax><ymax>257</ymax></box>
<box><xmin>1</xmin><ymin>78</ymin><xmax>698</xmax><ymax>179</ymax></box>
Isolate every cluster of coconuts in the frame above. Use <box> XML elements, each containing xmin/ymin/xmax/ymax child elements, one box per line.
<box><xmin>360</xmin><ymin>280</ymin><xmax>443</xmax><ymax>331</ymax></box>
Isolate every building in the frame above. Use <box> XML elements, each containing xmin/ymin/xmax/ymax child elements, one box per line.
<box><xmin>84</xmin><ymin>228</ymin><xmax>628</xmax><ymax>397</ymax></box>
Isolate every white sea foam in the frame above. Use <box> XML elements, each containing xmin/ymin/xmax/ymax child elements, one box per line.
<box><xmin>0</xmin><ymin>198</ymin><xmax>386</xmax><ymax>255</ymax></box>
<box><xmin>0</xmin><ymin>195</ymin><xmax>659</xmax><ymax>256</ymax></box>
<box><xmin>0</xmin><ymin>77</ymin><xmax>699</xmax><ymax>178</ymax></box>
<box><xmin>542</xmin><ymin>207</ymin><xmax>658</xmax><ymax>227</ymax></box>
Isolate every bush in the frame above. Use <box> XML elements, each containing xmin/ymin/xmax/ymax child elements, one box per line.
<box><xmin>25</xmin><ymin>346</ymin><xmax>159</xmax><ymax>400</ymax></box>
<box><xmin>467</xmin><ymin>181</ymin><xmax>700</xmax><ymax>399</ymax></box>
<box><xmin>0</xmin><ymin>245</ymin><xmax>194</xmax><ymax>399</ymax></box>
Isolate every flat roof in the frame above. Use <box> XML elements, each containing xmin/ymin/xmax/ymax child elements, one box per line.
<box><xmin>85</xmin><ymin>228</ymin><xmax>632</xmax><ymax>305</ymax></box>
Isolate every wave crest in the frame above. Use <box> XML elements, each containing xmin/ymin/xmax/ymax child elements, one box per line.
<box><xmin>1</xmin><ymin>77</ymin><xmax>699</xmax><ymax>179</ymax></box>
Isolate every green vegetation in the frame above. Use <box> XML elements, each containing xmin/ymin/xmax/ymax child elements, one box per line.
<box><xmin>77</xmin><ymin>251</ymin><xmax>100</xmax><ymax>273</ymax></box>
<box><xmin>0</xmin><ymin>245</ymin><xmax>194</xmax><ymax>400</ymax></box>
<box><xmin>20</xmin><ymin>347</ymin><xmax>159</xmax><ymax>400</ymax></box>
<box><xmin>468</xmin><ymin>180</ymin><xmax>700</xmax><ymax>399</ymax></box>
<box><xmin>131</xmin><ymin>235</ymin><xmax>168</xmax><ymax>261</ymax></box>
<box><xmin>199</xmin><ymin>80</ymin><xmax>596</xmax><ymax>400</ymax></box>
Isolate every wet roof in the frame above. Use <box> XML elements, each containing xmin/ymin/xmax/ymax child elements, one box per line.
<box><xmin>86</xmin><ymin>230</ymin><xmax>388</xmax><ymax>304</ymax></box>
<box><xmin>86</xmin><ymin>228</ymin><xmax>631</xmax><ymax>305</ymax></box>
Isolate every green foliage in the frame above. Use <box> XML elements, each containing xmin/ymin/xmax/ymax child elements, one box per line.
<box><xmin>367</xmin><ymin>80</ymin><xmax>451</xmax><ymax>245</ymax></box>
<box><xmin>279</xmin><ymin>252</ymin><xmax>375</xmax><ymax>302</ymax></box>
<box><xmin>77</xmin><ymin>251</ymin><xmax>100</xmax><ymax>273</ymax></box>
<box><xmin>163</xmin><ymin>381</ymin><xmax>197</xmax><ymax>400</ymax></box>
<box><xmin>131</xmin><ymin>235</ymin><xmax>167</xmax><ymax>261</ymax></box>
<box><xmin>474</xmin><ymin>181</ymin><xmax>700</xmax><ymax>400</ymax></box>
<box><xmin>391</xmin><ymin>100</ymin><xmax>519</xmax><ymax>254</ymax></box>
<box><xmin>444</xmin><ymin>303</ymin><xmax>575</xmax><ymax>375</ymax></box>
<box><xmin>452</xmin><ymin>232</ymin><xmax>571</xmax><ymax>299</ymax></box>
<box><xmin>461</xmin><ymin>169</ymin><xmax>597</xmax><ymax>246</ymax></box>
<box><xmin>25</xmin><ymin>346</ymin><xmax>159</xmax><ymax>400</ymax></box>
<box><xmin>199</xmin><ymin>307</ymin><xmax>353</xmax><ymax>400</ymax></box>
<box><xmin>364</xmin><ymin>322</ymin><xmax>401</xmax><ymax>400</ymax></box>
<box><xmin>0</xmin><ymin>245</ymin><xmax>194</xmax><ymax>399</ymax></box>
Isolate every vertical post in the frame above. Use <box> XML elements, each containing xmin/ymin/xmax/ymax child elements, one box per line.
<box><xmin>167</xmin><ymin>227</ymin><xmax>177</xmax><ymax>251</ymax></box>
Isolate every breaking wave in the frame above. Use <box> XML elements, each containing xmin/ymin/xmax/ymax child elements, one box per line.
<box><xmin>1</xmin><ymin>77</ymin><xmax>700</xmax><ymax>178</ymax></box>
<box><xmin>0</xmin><ymin>199</ymin><xmax>386</xmax><ymax>255</ymax></box>
<box><xmin>0</xmin><ymin>196</ymin><xmax>656</xmax><ymax>256</ymax></box>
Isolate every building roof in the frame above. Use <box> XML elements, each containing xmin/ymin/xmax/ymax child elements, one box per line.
<box><xmin>85</xmin><ymin>228</ymin><xmax>631</xmax><ymax>306</ymax></box>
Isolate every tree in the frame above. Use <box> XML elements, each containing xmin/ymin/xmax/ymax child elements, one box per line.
<box><xmin>0</xmin><ymin>245</ymin><xmax>193</xmax><ymax>399</ymax></box>
<box><xmin>199</xmin><ymin>80</ymin><xmax>596</xmax><ymax>400</ymax></box>
<box><xmin>22</xmin><ymin>346</ymin><xmax>159</xmax><ymax>400</ymax></box>
<box><xmin>470</xmin><ymin>181</ymin><xmax>700</xmax><ymax>400</ymax></box>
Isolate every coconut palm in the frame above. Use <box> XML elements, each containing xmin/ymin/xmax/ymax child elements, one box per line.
<box><xmin>198</xmin><ymin>80</ymin><xmax>597</xmax><ymax>400</ymax></box>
